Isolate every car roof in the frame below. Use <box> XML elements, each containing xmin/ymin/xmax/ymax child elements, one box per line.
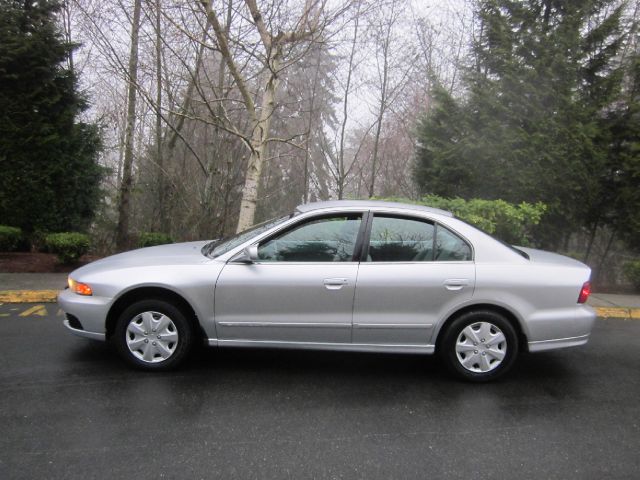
<box><xmin>294</xmin><ymin>200</ymin><xmax>454</xmax><ymax>217</ymax></box>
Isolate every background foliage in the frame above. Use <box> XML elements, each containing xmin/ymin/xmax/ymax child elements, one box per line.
<box><xmin>44</xmin><ymin>232</ymin><xmax>90</xmax><ymax>263</ymax></box>
<box><xmin>0</xmin><ymin>226</ymin><xmax>22</xmax><ymax>252</ymax></box>
<box><xmin>137</xmin><ymin>232</ymin><xmax>174</xmax><ymax>248</ymax></box>
<box><xmin>378</xmin><ymin>196</ymin><xmax>546</xmax><ymax>246</ymax></box>
<box><xmin>0</xmin><ymin>0</ymin><xmax>103</xmax><ymax>234</ymax></box>
<box><xmin>415</xmin><ymin>0</ymin><xmax>635</xmax><ymax>251</ymax></box>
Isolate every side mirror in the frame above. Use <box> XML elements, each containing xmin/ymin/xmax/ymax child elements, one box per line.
<box><xmin>236</xmin><ymin>245</ymin><xmax>259</xmax><ymax>263</ymax></box>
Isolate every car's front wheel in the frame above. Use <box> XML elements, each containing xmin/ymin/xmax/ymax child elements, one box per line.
<box><xmin>114</xmin><ymin>299</ymin><xmax>194</xmax><ymax>370</ymax></box>
<box><xmin>439</xmin><ymin>310</ymin><xmax>518</xmax><ymax>382</ymax></box>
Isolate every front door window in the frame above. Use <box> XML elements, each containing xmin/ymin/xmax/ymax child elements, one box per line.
<box><xmin>258</xmin><ymin>215</ymin><xmax>362</xmax><ymax>262</ymax></box>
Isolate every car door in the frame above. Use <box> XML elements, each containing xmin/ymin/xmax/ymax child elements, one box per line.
<box><xmin>352</xmin><ymin>214</ymin><xmax>475</xmax><ymax>346</ymax></box>
<box><xmin>214</xmin><ymin>213</ymin><xmax>364</xmax><ymax>344</ymax></box>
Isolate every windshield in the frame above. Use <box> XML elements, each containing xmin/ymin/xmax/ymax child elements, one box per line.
<box><xmin>202</xmin><ymin>215</ymin><xmax>290</xmax><ymax>258</ymax></box>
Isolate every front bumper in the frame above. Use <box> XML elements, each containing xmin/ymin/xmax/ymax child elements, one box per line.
<box><xmin>58</xmin><ymin>288</ymin><xmax>112</xmax><ymax>341</ymax></box>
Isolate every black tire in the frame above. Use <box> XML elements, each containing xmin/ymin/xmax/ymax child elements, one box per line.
<box><xmin>439</xmin><ymin>310</ymin><xmax>519</xmax><ymax>382</ymax></box>
<box><xmin>113</xmin><ymin>299</ymin><xmax>194</xmax><ymax>370</ymax></box>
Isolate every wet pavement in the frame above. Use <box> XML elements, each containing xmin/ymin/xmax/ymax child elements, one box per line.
<box><xmin>0</xmin><ymin>304</ymin><xmax>639</xmax><ymax>479</ymax></box>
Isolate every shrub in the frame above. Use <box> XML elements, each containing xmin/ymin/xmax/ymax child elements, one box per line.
<box><xmin>45</xmin><ymin>232</ymin><xmax>90</xmax><ymax>264</ymax></box>
<box><xmin>376</xmin><ymin>196</ymin><xmax>547</xmax><ymax>246</ymax></box>
<box><xmin>137</xmin><ymin>232</ymin><xmax>174</xmax><ymax>248</ymax></box>
<box><xmin>0</xmin><ymin>225</ymin><xmax>22</xmax><ymax>251</ymax></box>
<box><xmin>623</xmin><ymin>260</ymin><xmax>640</xmax><ymax>291</ymax></box>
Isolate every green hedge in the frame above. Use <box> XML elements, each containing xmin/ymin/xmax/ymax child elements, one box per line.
<box><xmin>0</xmin><ymin>225</ymin><xmax>22</xmax><ymax>251</ymax></box>
<box><xmin>623</xmin><ymin>260</ymin><xmax>640</xmax><ymax>291</ymax></box>
<box><xmin>137</xmin><ymin>232</ymin><xmax>174</xmax><ymax>248</ymax></box>
<box><xmin>45</xmin><ymin>232</ymin><xmax>90</xmax><ymax>264</ymax></box>
<box><xmin>376</xmin><ymin>196</ymin><xmax>547</xmax><ymax>246</ymax></box>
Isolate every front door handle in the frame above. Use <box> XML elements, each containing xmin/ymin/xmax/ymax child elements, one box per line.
<box><xmin>444</xmin><ymin>279</ymin><xmax>469</xmax><ymax>291</ymax></box>
<box><xmin>324</xmin><ymin>278</ymin><xmax>348</xmax><ymax>290</ymax></box>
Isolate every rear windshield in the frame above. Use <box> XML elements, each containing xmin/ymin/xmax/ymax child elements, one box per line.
<box><xmin>457</xmin><ymin>218</ymin><xmax>530</xmax><ymax>260</ymax></box>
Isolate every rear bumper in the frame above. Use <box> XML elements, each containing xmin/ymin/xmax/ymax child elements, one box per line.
<box><xmin>526</xmin><ymin>305</ymin><xmax>596</xmax><ymax>352</ymax></box>
<box><xmin>58</xmin><ymin>289</ymin><xmax>111</xmax><ymax>341</ymax></box>
<box><xmin>528</xmin><ymin>333</ymin><xmax>590</xmax><ymax>352</ymax></box>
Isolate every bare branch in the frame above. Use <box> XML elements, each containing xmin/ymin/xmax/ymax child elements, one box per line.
<box><xmin>200</xmin><ymin>0</ymin><xmax>257</xmax><ymax>123</ymax></box>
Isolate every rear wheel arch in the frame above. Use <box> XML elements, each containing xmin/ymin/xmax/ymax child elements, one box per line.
<box><xmin>106</xmin><ymin>287</ymin><xmax>204</xmax><ymax>341</ymax></box>
<box><xmin>435</xmin><ymin>303</ymin><xmax>528</xmax><ymax>353</ymax></box>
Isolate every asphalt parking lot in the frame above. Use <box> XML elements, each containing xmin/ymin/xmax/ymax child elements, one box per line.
<box><xmin>0</xmin><ymin>303</ymin><xmax>638</xmax><ymax>479</ymax></box>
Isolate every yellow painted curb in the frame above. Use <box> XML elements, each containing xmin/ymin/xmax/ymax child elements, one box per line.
<box><xmin>0</xmin><ymin>290</ymin><xmax>59</xmax><ymax>303</ymax></box>
<box><xmin>594</xmin><ymin>306</ymin><xmax>640</xmax><ymax>319</ymax></box>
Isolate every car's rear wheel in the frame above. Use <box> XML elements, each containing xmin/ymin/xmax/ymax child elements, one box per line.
<box><xmin>439</xmin><ymin>310</ymin><xmax>518</xmax><ymax>382</ymax></box>
<box><xmin>114</xmin><ymin>299</ymin><xmax>193</xmax><ymax>370</ymax></box>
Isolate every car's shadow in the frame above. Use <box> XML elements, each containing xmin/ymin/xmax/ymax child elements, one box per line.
<box><xmin>66</xmin><ymin>338</ymin><xmax>583</xmax><ymax>391</ymax></box>
<box><xmin>60</xmin><ymin>340</ymin><xmax>593</xmax><ymax>422</ymax></box>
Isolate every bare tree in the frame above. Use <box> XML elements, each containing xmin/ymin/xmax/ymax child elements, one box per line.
<box><xmin>115</xmin><ymin>0</ymin><xmax>142</xmax><ymax>250</ymax></box>
<box><xmin>335</xmin><ymin>0</ymin><xmax>361</xmax><ymax>199</ymax></box>
<box><xmin>153</xmin><ymin>0</ymin><xmax>166</xmax><ymax>231</ymax></box>
<box><xmin>64</xmin><ymin>0</ymin><xmax>482</xmax><ymax>250</ymax></box>
<box><xmin>366</xmin><ymin>0</ymin><xmax>414</xmax><ymax>198</ymax></box>
<box><xmin>200</xmin><ymin>0</ymin><xmax>344</xmax><ymax>232</ymax></box>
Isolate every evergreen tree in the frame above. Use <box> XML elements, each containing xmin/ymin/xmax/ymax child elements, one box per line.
<box><xmin>599</xmin><ymin>51</ymin><xmax>640</xmax><ymax>251</ymax></box>
<box><xmin>0</xmin><ymin>0</ymin><xmax>103</xmax><ymax>233</ymax></box>
<box><xmin>415</xmin><ymin>0</ymin><xmax>628</xmax><ymax>249</ymax></box>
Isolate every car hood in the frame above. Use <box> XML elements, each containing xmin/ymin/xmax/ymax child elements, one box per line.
<box><xmin>70</xmin><ymin>241</ymin><xmax>212</xmax><ymax>277</ymax></box>
<box><xmin>517</xmin><ymin>247</ymin><xmax>589</xmax><ymax>269</ymax></box>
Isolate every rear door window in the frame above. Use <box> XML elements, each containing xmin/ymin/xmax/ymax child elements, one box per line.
<box><xmin>434</xmin><ymin>226</ymin><xmax>472</xmax><ymax>261</ymax></box>
<box><xmin>367</xmin><ymin>216</ymin><xmax>435</xmax><ymax>262</ymax></box>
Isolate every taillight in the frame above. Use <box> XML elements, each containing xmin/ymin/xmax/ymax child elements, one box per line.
<box><xmin>578</xmin><ymin>281</ymin><xmax>591</xmax><ymax>304</ymax></box>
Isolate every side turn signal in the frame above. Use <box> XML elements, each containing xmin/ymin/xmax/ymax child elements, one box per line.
<box><xmin>68</xmin><ymin>277</ymin><xmax>93</xmax><ymax>296</ymax></box>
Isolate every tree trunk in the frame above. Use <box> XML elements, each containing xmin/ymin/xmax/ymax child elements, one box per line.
<box><xmin>337</xmin><ymin>4</ymin><xmax>360</xmax><ymax>200</ymax></box>
<box><xmin>115</xmin><ymin>0</ymin><xmax>142</xmax><ymax>251</ymax></box>
<box><xmin>203</xmin><ymin>0</ymin><xmax>232</xmax><ymax>233</ymax></box>
<box><xmin>594</xmin><ymin>228</ymin><xmax>617</xmax><ymax>287</ymax></box>
<box><xmin>166</xmin><ymin>27</ymin><xmax>208</xmax><ymax>151</ymax></box>
<box><xmin>61</xmin><ymin>0</ymin><xmax>74</xmax><ymax>73</ymax></box>
<box><xmin>584</xmin><ymin>218</ymin><xmax>599</xmax><ymax>263</ymax></box>
<box><xmin>155</xmin><ymin>0</ymin><xmax>165</xmax><ymax>232</ymax></box>
<box><xmin>368</xmin><ymin>19</ymin><xmax>390</xmax><ymax>198</ymax></box>
<box><xmin>235</xmin><ymin>50</ymin><xmax>281</xmax><ymax>232</ymax></box>
<box><xmin>304</xmin><ymin>52</ymin><xmax>322</xmax><ymax>204</ymax></box>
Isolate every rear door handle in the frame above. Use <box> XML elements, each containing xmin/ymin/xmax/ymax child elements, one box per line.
<box><xmin>324</xmin><ymin>278</ymin><xmax>348</xmax><ymax>290</ymax></box>
<box><xmin>444</xmin><ymin>279</ymin><xmax>469</xmax><ymax>291</ymax></box>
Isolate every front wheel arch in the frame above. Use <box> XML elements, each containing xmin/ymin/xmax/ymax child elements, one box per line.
<box><xmin>106</xmin><ymin>287</ymin><xmax>203</xmax><ymax>341</ymax></box>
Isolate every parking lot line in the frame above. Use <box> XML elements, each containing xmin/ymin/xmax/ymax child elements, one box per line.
<box><xmin>19</xmin><ymin>305</ymin><xmax>48</xmax><ymax>317</ymax></box>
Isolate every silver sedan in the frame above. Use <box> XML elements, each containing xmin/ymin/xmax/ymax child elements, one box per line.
<box><xmin>59</xmin><ymin>200</ymin><xmax>596</xmax><ymax>381</ymax></box>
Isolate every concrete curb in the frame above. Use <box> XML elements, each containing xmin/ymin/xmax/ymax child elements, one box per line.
<box><xmin>0</xmin><ymin>290</ymin><xmax>639</xmax><ymax>320</ymax></box>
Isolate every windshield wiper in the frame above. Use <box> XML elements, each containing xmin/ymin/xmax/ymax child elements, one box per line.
<box><xmin>201</xmin><ymin>238</ymin><xmax>221</xmax><ymax>258</ymax></box>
